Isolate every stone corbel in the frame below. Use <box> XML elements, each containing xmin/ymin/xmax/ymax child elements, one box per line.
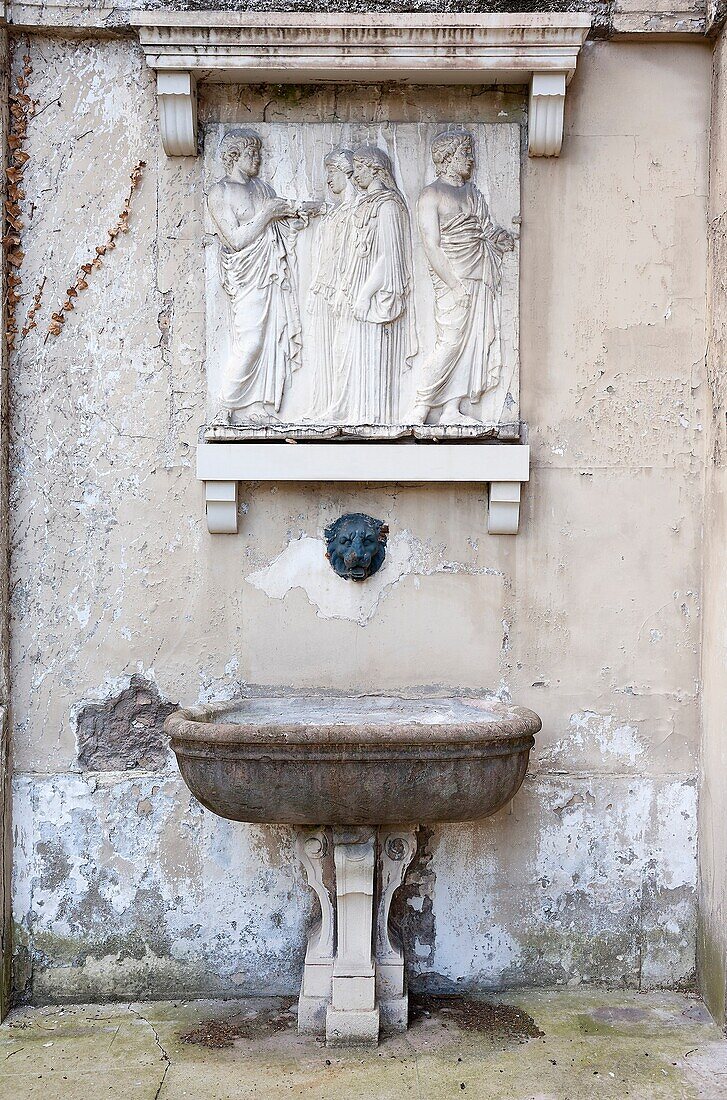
<box><xmin>376</xmin><ymin>828</ymin><xmax>418</xmax><ymax>1030</ymax></box>
<box><xmin>204</xmin><ymin>480</ymin><xmax>237</xmax><ymax>534</ymax></box>
<box><xmin>488</xmin><ymin>482</ymin><xmax>522</xmax><ymax>535</ymax></box>
<box><xmin>528</xmin><ymin>73</ymin><xmax>567</xmax><ymax>157</ymax></box>
<box><xmin>156</xmin><ymin>71</ymin><xmax>197</xmax><ymax>157</ymax></box>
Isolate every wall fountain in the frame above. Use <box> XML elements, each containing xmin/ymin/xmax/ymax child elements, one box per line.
<box><xmin>166</xmin><ymin>694</ymin><xmax>540</xmax><ymax>1045</ymax></box>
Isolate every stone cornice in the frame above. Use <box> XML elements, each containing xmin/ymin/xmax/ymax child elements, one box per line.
<box><xmin>130</xmin><ymin>12</ymin><xmax>591</xmax><ymax>83</ymax></box>
<box><xmin>128</xmin><ymin>11</ymin><xmax>591</xmax><ymax>157</ymax></box>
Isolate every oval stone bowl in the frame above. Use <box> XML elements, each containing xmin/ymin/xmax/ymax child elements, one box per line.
<box><xmin>166</xmin><ymin>696</ymin><xmax>540</xmax><ymax>826</ymax></box>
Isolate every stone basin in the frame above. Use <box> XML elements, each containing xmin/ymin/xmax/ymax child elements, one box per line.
<box><xmin>166</xmin><ymin>695</ymin><xmax>540</xmax><ymax>826</ymax></box>
<box><xmin>166</xmin><ymin>694</ymin><xmax>540</xmax><ymax>1047</ymax></box>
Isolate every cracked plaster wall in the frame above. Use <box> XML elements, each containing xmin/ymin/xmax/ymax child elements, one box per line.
<box><xmin>7</xmin><ymin>34</ymin><xmax>711</xmax><ymax>1002</ymax></box>
<box><xmin>698</xmin><ymin>28</ymin><xmax>727</xmax><ymax>1028</ymax></box>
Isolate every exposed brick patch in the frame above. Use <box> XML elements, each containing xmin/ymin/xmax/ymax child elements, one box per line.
<box><xmin>76</xmin><ymin>675</ymin><xmax>176</xmax><ymax>771</ymax></box>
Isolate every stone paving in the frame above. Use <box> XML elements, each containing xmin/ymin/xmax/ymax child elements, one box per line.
<box><xmin>1</xmin><ymin>990</ymin><xmax>726</xmax><ymax>1099</ymax></box>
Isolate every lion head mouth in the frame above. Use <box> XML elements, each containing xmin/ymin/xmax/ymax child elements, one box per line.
<box><xmin>324</xmin><ymin>513</ymin><xmax>389</xmax><ymax>583</ymax></box>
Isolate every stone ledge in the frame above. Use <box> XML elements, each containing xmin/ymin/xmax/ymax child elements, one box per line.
<box><xmin>203</xmin><ymin>422</ymin><xmax>523</xmax><ymax>443</ymax></box>
<box><xmin>196</xmin><ymin>441</ymin><xmax>530</xmax><ymax>534</ymax></box>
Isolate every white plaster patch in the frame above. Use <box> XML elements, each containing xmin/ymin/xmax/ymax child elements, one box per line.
<box><xmin>246</xmin><ymin>531</ymin><xmax>423</xmax><ymax>626</ymax></box>
<box><xmin>650</xmin><ymin>780</ymin><xmax>697</xmax><ymax>891</ymax></box>
<box><xmin>246</xmin><ymin>530</ymin><xmax>506</xmax><ymax>626</ymax></box>
<box><xmin>542</xmin><ymin>711</ymin><xmax>646</xmax><ymax>768</ymax></box>
<box><xmin>197</xmin><ymin>662</ymin><xmax>246</xmax><ymax>706</ymax></box>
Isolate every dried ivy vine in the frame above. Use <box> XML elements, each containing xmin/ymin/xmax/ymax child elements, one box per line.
<box><xmin>3</xmin><ymin>50</ymin><xmax>146</xmax><ymax>350</ymax></box>
<box><xmin>3</xmin><ymin>49</ymin><xmax>36</xmax><ymax>351</ymax></box>
<box><xmin>47</xmin><ymin>159</ymin><xmax>146</xmax><ymax>339</ymax></box>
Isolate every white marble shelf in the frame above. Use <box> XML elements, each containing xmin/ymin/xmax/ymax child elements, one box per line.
<box><xmin>197</xmin><ymin>441</ymin><xmax>530</xmax><ymax>536</ymax></box>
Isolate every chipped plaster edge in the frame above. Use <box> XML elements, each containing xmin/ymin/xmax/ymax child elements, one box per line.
<box><xmin>0</xmin><ymin>20</ymin><xmax>12</xmax><ymax>1022</ymax></box>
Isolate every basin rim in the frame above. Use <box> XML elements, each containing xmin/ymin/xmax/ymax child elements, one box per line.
<box><xmin>165</xmin><ymin>696</ymin><xmax>542</xmax><ymax>749</ymax></box>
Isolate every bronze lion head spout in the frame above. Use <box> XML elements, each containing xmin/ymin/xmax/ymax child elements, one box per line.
<box><xmin>324</xmin><ymin>513</ymin><xmax>388</xmax><ymax>582</ymax></box>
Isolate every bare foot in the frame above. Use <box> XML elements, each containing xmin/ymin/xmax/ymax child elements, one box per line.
<box><xmin>438</xmin><ymin>405</ymin><xmax>481</xmax><ymax>426</ymax></box>
<box><xmin>411</xmin><ymin>403</ymin><xmax>430</xmax><ymax>426</ymax></box>
<box><xmin>235</xmin><ymin>402</ymin><xmax>279</xmax><ymax>426</ymax></box>
<box><xmin>209</xmin><ymin>406</ymin><xmax>232</xmax><ymax>427</ymax></box>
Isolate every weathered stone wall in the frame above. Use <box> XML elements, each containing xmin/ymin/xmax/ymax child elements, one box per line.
<box><xmin>8</xmin><ymin>34</ymin><xmax>711</xmax><ymax>1001</ymax></box>
<box><xmin>0</xmin><ymin>20</ymin><xmax>12</xmax><ymax>1021</ymax></box>
<box><xmin>698</xmin><ymin>28</ymin><xmax>727</xmax><ymax>1029</ymax></box>
<box><xmin>2</xmin><ymin>0</ymin><xmax>716</xmax><ymax>38</ymax></box>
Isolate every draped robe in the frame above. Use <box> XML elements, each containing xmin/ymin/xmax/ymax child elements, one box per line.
<box><xmin>308</xmin><ymin>197</ymin><xmax>353</xmax><ymax>418</ymax></box>
<box><xmin>218</xmin><ymin>178</ymin><xmax>302</xmax><ymax>412</ymax></box>
<box><xmin>416</xmin><ymin>183</ymin><xmax>507</xmax><ymax>410</ymax></box>
<box><xmin>329</xmin><ymin>187</ymin><xmax>416</xmax><ymax>425</ymax></box>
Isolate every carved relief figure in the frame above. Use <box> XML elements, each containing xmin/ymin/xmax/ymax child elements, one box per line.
<box><xmin>207</xmin><ymin>129</ymin><xmax>304</xmax><ymax>420</ymax></box>
<box><xmin>413</xmin><ymin>130</ymin><xmax>514</xmax><ymax>425</ymax></box>
<box><xmin>328</xmin><ymin>145</ymin><xmax>417</xmax><ymax>425</ymax></box>
<box><xmin>308</xmin><ymin>148</ymin><xmax>357</xmax><ymax>419</ymax></box>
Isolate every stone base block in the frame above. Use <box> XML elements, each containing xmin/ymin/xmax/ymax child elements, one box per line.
<box><xmin>332</xmin><ymin>971</ymin><xmax>376</xmax><ymax>1012</ymax></box>
<box><xmin>380</xmin><ymin>994</ymin><xmax>409</xmax><ymax>1033</ymax></box>
<box><xmin>377</xmin><ymin>958</ymin><xmax>405</xmax><ymax>999</ymax></box>
<box><xmin>301</xmin><ymin>957</ymin><xmax>333</xmax><ymax>1000</ymax></box>
<box><xmin>326</xmin><ymin>1006</ymin><xmax>380</xmax><ymax>1047</ymax></box>
<box><xmin>297</xmin><ymin>993</ymin><xmax>329</xmax><ymax>1035</ymax></box>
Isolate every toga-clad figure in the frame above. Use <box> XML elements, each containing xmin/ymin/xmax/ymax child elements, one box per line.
<box><xmin>413</xmin><ymin>130</ymin><xmax>514</xmax><ymax>426</ymax></box>
<box><xmin>329</xmin><ymin>145</ymin><xmax>417</xmax><ymax>425</ymax></box>
<box><xmin>308</xmin><ymin>148</ymin><xmax>357</xmax><ymax>419</ymax></box>
<box><xmin>207</xmin><ymin>129</ymin><xmax>304</xmax><ymax>420</ymax></box>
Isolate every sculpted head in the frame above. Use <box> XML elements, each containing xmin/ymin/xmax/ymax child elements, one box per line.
<box><xmin>221</xmin><ymin>129</ymin><xmax>263</xmax><ymax>179</ymax></box>
<box><xmin>324</xmin><ymin>513</ymin><xmax>388</xmax><ymax>581</ymax></box>
<box><xmin>431</xmin><ymin>130</ymin><xmax>475</xmax><ymax>183</ymax></box>
<box><xmin>324</xmin><ymin>148</ymin><xmax>354</xmax><ymax>196</ymax></box>
<box><xmin>352</xmin><ymin>145</ymin><xmax>396</xmax><ymax>192</ymax></box>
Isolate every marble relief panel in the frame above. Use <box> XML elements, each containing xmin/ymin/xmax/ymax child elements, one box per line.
<box><xmin>203</xmin><ymin>122</ymin><xmax>520</xmax><ymax>437</ymax></box>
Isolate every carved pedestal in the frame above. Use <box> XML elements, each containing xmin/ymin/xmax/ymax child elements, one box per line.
<box><xmin>376</xmin><ymin>829</ymin><xmax>419</xmax><ymax>1031</ymax></box>
<box><xmin>296</xmin><ymin>829</ymin><xmax>335</xmax><ymax>1034</ymax></box>
<box><xmin>297</xmin><ymin>825</ymin><xmax>417</xmax><ymax>1046</ymax></box>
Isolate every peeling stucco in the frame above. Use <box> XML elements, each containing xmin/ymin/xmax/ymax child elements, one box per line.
<box><xmin>7</xmin><ymin>34</ymin><xmax>711</xmax><ymax>1003</ymax></box>
<box><xmin>12</xmin><ymin>773</ymin><xmax>310</xmax><ymax>1002</ymax></box>
<box><xmin>12</xmin><ymin>772</ymin><xmax>698</xmax><ymax>1001</ymax></box>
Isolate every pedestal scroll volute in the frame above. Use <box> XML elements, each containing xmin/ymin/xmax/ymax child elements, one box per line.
<box><xmin>297</xmin><ymin>825</ymin><xmax>418</xmax><ymax>1046</ymax></box>
<box><xmin>296</xmin><ymin>828</ymin><xmax>335</xmax><ymax>1035</ymax></box>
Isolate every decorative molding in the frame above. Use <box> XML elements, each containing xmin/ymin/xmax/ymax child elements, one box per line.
<box><xmin>4</xmin><ymin>3</ymin><xmax>707</xmax><ymax>39</ymax></box>
<box><xmin>528</xmin><ymin>72</ymin><xmax>567</xmax><ymax>157</ymax></box>
<box><xmin>197</xmin><ymin>443</ymin><xmax>529</xmax><ymax>536</ymax></box>
<box><xmin>156</xmin><ymin>70</ymin><xmax>196</xmax><ymax>157</ymax></box>
<box><xmin>131</xmin><ymin>12</ymin><xmax>591</xmax><ymax>157</ymax></box>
